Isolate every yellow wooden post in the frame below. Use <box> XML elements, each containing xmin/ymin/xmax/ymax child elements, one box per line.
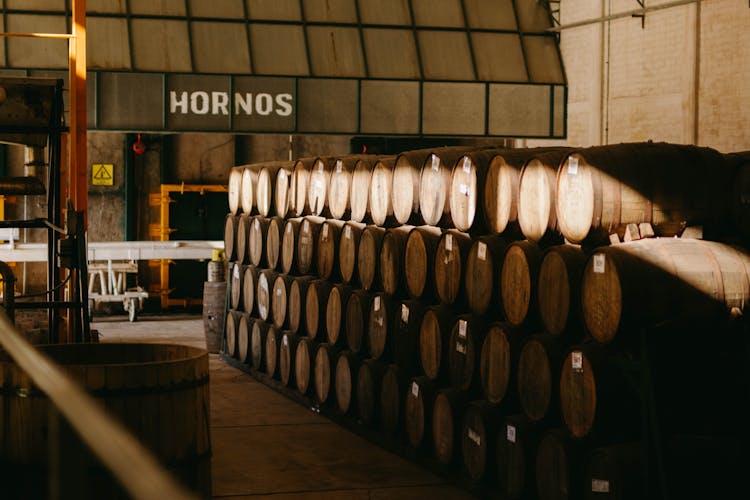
<box><xmin>69</xmin><ymin>0</ymin><xmax>87</xmax><ymax>221</ymax></box>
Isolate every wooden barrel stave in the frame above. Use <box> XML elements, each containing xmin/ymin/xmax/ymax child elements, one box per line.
<box><xmin>229</xmin><ymin>262</ymin><xmax>243</xmax><ymax>310</ymax></box>
<box><xmin>434</xmin><ymin>230</ymin><xmax>473</xmax><ymax>306</ymax></box>
<box><xmin>339</xmin><ymin>221</ymin><xmax>366</xmax><ymax>285</ymax></box>
<box><xmin>345</xmin><ymin>289</ymin><xmax>372</xmax><ymax>354</ymax></box>
<box><xmin>418</xmin><ymin>305</ymin><xmax>455</xmax><ymax>382</ymax></box>
<box><xmin>235</xmin><ymin>215</ymin><xmax>251</xmax><ymax>265</ymax></box>
<box><xmin>316</xmin><ymin>219</ymin><xmax>346</xmax><ymax>281</ymax></box>
<box><xmin>225</xmin><ymin>310</ymin><xmax>240</xmax><ymax>358</ymax></box>
<box><xmin>367</xmin><ymin>292</ymin><xmax>397</xmax><ymax>361</ymax></box>
<box><xmin>334</xmin><ymin>350</ymin><xmax>361</xmax><ymax>415</ymax></box>
<box><xmin>314</xmin><ymin>343</ymin><xmax>340</xmax><ymax>405</ymax></box>
<box><xmin>250</xmin><ymin>320</ymin><xmax>269</xmax><ymax>371</ymax></box>
<box><xmin>271</xmin><ymin>274</ymin><xmax>294</xmax><ymax>330</ymax></box>
<box><xmin>305</xmin><ymin>279</ymin><xmax>333</xmax><ymax>341</ymax></box>
<box><xmin>255</xmin><ymin>269</ymin><xmax>277</xmax><ymax>322</ymax></box>
<box><xmin>461</xmin><ymin>400</ymin><xmax>502</xmax><ymax>483</ymax></box>
<box><xmin>326</xmin><ymin>284</ymin><xmax>354</xmax><ymax>347</ymax></box>
<box><xmin>479</xmin><ymin>322</ymin><xmax>523</xmax><ymax>406</ymax></box>
<box><xmin>535</xmin><ymin>428</ymin><xmax>586</xmax><ymax>500</ymax></box>
<box><xmin>538</xmin><ymin>244</ymin><xmax>586</xmax><ymax>338</ymax></box>
<box><xmin>242</xmin><ymin>265</ymin><xmax>259</xmax><ymax>316</ymax></box>
<box><xmin>240</xmin><ymin>166</ymin><xmax>260</xmax><ymax>215</ymax></box>
<box><xmin>369</xmin><ymin>158</ymin><xmax>396</xmax><ymax>226</ymax></box>
<box><xmin>228</xmin><ymin>166</ymin><xmax>243</xmax><ymax>214</ymax></box>
<box><xmin>518</xmin><ymin>152</ymin><xmax>567</xmax><ymax>243</ymax></box>
<box><xmin>500</xmin><ymin>240</ymin><xmax>544</xmax><ymax>330</ymax></box>
<box><xmin>464</xmin><ymin>235</ymin><xmax>510</xmax><ymax>317</ymax></box>
<box><xmin>358</xmin><ymin>226</ymin><xmax>386</xmax><ymax>291</ymax></box>
<box><xmin>273</xmin><ymin>165</ymin><xmax>294</xmax><ymax>219</ymax></box>
<box><xmin>404</xmin><ymin>376</ymin><xmax>438</xmax><ymax>450</ymax></box>
<box><xmin>288</xmin><ymin>276</ymin><xmax>314</xmax><ymax>335</ymax></box>
<box><xmin>297</xmin><ymin>216</ymin><xmax>325</xmax><ymax>275</ymax></box>
<box><xmin>432</xmin><ymin>388</ymin><xmax>468</xmax><ymax>465</ymax></box>
<box><xmin>356</xmin><ymin>359</ymin><xmax>386</xmax><ymax>427</ymax></box>
<box><xmin>281</xmin><ymin>218</ymin><xmax>303</xmax><ymax>275</ymax></box>
<box><xmin>237</xmin><ymin>314</ymin><xmax>251</xmax><ymax>364</ymax></box>
<box><xmin>517</xmin><ymin>334</ymin><xmax>564</xmax><ymax>423</ymax></box>
<box><xmin>248</xmin><ymin>216</ymin><xmax>270</xmax><ymax>268</ymax></box>
<box><xmin>447</xmin><ymin>315</ymin><xmax>487</xmax><ymax>394</ymax></box>
<box><xmin>294</xmin><ymin>336</ymin><xmax>314</xmax><ymax>394</ymax></box>
<box><xmin>379</xmin><ymin>225</ymin><xmax>414</xmax><ymax>296</ymax></box>
<box><xmin>224</xmin><ymin>214</ymin><xmax>239</xmax><ymax>262</ymax></box>
<box><xmin>380</xmin><ymin>363</ymin><xmax>408</xmax><ymax>436</ymax></box>
<box><xmin>392</xmin><ymin>300</ymin><xmax>427</xmax><ymax>373</ymax></box>
<box><xmin>496</xmin><ymin>414</ymin><xmax>541</xmax><ymax>500</ymax></box>
<box><xmin>265</xmin><ymin>216</ymin><xmax>284</xmax><ymax>271</ymax></box>
<box><xmin>404</xmin><ymin>225</ymin><xmax>443</xmax><ymax>299</ymax></box>
<box><xmin>264</xmin><ymin>326</ymin><xmax>282</xmax><ymax>378</ymax></box>
<box><xmin>279</xmin><ymin>331</ymin><xmax>299</xmax><ymax>387</ymax></box>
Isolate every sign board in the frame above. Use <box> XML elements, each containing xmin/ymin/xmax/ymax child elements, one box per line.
<box><xmin>92</xmin><ymin>164</ymin><xmax>114</xmax><ymax>186</ymax></box>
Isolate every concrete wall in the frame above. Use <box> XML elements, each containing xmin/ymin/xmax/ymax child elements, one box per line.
<box><xmin>527</xmin><ymin>0</ymin><xmax>749</xmax><ymax>153</ymax></box>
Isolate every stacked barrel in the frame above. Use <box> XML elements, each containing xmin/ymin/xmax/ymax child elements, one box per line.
<box><xmin>222</xmin><ymin>144</ymin><xmax>749</xmax><ymax>499</ymax></box>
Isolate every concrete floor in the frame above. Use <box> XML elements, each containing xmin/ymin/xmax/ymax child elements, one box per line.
<box><xmin>92</xmin><ymin>314</ymin><xmax>473</xmax><ymax>499</ymax></box>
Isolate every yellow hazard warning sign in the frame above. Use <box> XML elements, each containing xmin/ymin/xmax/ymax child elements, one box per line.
<box><xmin>92</xmin><ymin>164</ymin><xmax>114</xmax><ymax>186</ymax></box>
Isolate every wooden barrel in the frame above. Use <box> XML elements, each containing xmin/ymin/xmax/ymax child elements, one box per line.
<box><xmin>264</xmin><ymin>326</ymin><xmax>282</xmax><ymax>378</ymax></box>
<box><xmin>358</xmin><ymin>225</ymin><xmax>386</xmax><ymax>291</ymax></box>
<box><xmin>583</xmin><ymin>444</ymin><xmax>644</xmax><ymax>500</ymax></box>
<box><xmin>350</xmin><ymin>157</ymin><xmax>379</xmax><ymax>223</ymax></box>
<box><xmin>272</xmin><ymin>274</ymin><xmax>294</xmax><ymax>329</ymax></box>
<box><xmin>418</xmin><ymin>305</ymin><xmax>455</xmax><ymax>381</ymax></box>
<box><xmin>535</xmin><ymin>429</ymin><xmax>585</xmax><ymax>500</ymax></box>
<box><xmin>404</xmin><ymin>376</ymin><xmax>437</xmax><ymax>450</ymax></box>
<box><xmin>0</xmin><ymin>343</ymin><xmax>211</xmax><ymax>499</ymax></box>
<box><xmin>449</xmin><ymin>149</ymin><xmax>504</xmax><ymax>232</ymax></box>
<box><xmin>356</xmin><ymin>359</ymin><xmax>386</xmax><ymax>426</ymax></box>
<box><xmin>256</xmin><ymin>162</ymin><xmax>291</xmax><ymax>217</ymax></box>
<box><xmin>236</xmin><ymin>314</ymin><xmax>251</xmax><ymax>363</ymax></box>
<box><xmin>256</xmin><ymin>269</ymin><xmax>277</xmax><ymax>322</ymax></box>
<box><xmin>314</xmin><ymin>343</ymin><xmax>339</xmax><ymax>405</ymax></box>
<box><xmin>242</xmin><ymin>265</ymin><xmax>258</xmax><ymax>315</ymax></box>
<box><xmin>729</xmin><ymin>151</ymin><xmax>750</xmax><ymax>246</ymax></box>
<box><xmin>228</xmin><ymin>166</ymin><xmax>243</xmax><ymax>214</ymax></box>
<box><xmin>434</xmin><ymin>230</ymin><xmax>473</xmax><ymax>305</ymax></box>
<box><xmin>518</xmin><ymin>334</ymin><xmax>563</xmax><ymax>422</ymax></box>
<box><xmin>294</xmin><ymin>337</ymin><xmax>314</xmax><ymax>394</ymax></box>
<box><xmin>479</xmin><ymin>323</ymin><xmax>520</xmax><ymax>406</ymax></box>
<box><xmin>538</xmin><ymin>245</ymin><xmax>586</xmax><ymax>337</ymax></box>
<box><xmin>308</xmin><ymin>157</ymin><xmax>335</xmax><ymax>217</ymax></box>
<box><xmin>274</xmin><ymin>165</ymin><xmax>294</xmax><ymax>218</ymax></box>
<box><xmin>225</xmin><ymin>310</ymin><xmax>240</xmax><ymax>358</ymax></box>
<box><xmin>556</xmin><ymin>143</ymin><xmax>731</xmax><ymax>245</ymax></box>
<box><xmin>279</xmin><ymin>331</ymin><xmax>299</xmax><ymax>387</ymax></box>
<box><xmin>281</xmin><ymin>218</ymin><xmax>303</xmax><ymax>275</ymax></box>
<box><xmin>580</xmin><ymin>238</ymin><xmax>750</xmax><ymax>345</ymax></box>
<box><xmin>305</xmin><ymin>279</ymin><xmax>333</xmax><ymax>340</ymax></box>
<box><xmin>248</xmin><ymin>216</ymin><xmax>270</xmax><ymax>268</ymax></box>
<box><xmin>448</xmin><ymin>315</ymin><xmax>486</xmax><ymax>393</ymax></box>
<box><xmin>338</xmin><ymin>221</ymin><xmax>366</xmax><ymax>284</ymax></box>
<box><xmin>251</xmin><ymin>320</ymin><xmax>269</xmax><ymax>371</ymax></box>
<box><xmin>392</xmin><ymin>300</ymin><xmax>427</xmax><ymax>371</ymax></box>
<box><xmin>334</xmin><ymin>350</ymin><xmax>361</xmax><ymax>415</ymax></box>
<box><xmin>496</xmin><ymin>414</ymin><xmax>539</xmax><ymax>500</ymax></box>
<box><xmin>316</xmin><ymin>219</ymin><xmax>345</xmax><ymax>280</ymax></box>
<box><xmin>432</xmin><ymin>388</ymin><xmax>468</xmax><ymax>465</ymax></box>
<box><xmin>465</xmin><ymin>235</ymin><xmax>509</xmax><ymax>316</ymax></box>
<box><xmin>329</xmin><ymin>156</ymin><xmax>369</xmax><ymax>219</ymax></box>
<box><xmin>345</xmin><ymin>289</ymin><xmax>371</xmax><ymax>354</ymax></box>
<box><xmin>224</xmin><ymin>214</ymin><xmax>239</xmax><ymax>261</ymax></box>
<box><xmin>265</xmin><ymin>216</ymin><xmax>284</xmax><ymax>270</ymax></box>
<box><xmin>380</xmin><ymin>364</ymin><xmax>408</xmax><ymax>436</ymax></box>
<box><xmin>288</xmin><ymin>276</ymin><xmax>314</xmax><ymax>335</ymax></box>
<box><xmin>240</xmin><ymin>165</ymin><xmax>260</xmax><ymax>215</ymax></box>
<box><xmin>500</xmin><ymin>240</ymin><xmax>543</xmax><ymax>330</ymax></box>
<box><xmin>202</xmin><ymin>281</ymin><xmax>227</xmax><ymax>353</ymax></box>
<box><xmin>380</xmin><ymin>225</ymin><xmax>414</xmax><ymax>296</ymax></box>
<box><xmin>392</xmin><ymin>150</ymin><xmax>424</xmax><ymax>225</ymax></box>
<box><xmin>326</xmin><ymin>284</ymin><xmax>353</xmax><ymax>347</ymax></box>
<box><xmin>290</xmin><ymin>158</ymin><xmax>315</xmax><ymax>217</ymax></box>
<box><xmin>461</xmin><ymin>400</ymin><xmax>501</xmax><ymax>483</ymax></box>
<box><xmin>369</xmin><ymin>158</ymin><xmax>395</xmax><ymax>226</ymax></box>
<box><xmin>297</xmin><ymin>216</ymin><xmax>324</xmax><ymax>275</ymax></box>
<box><xmin>559</xmin><ymin>344</ymin><xmax>639</xmax><ymax>440</ymax></box>
<box><xmin>367</xmin><ymin>292</ymin><xmax>396</xmax><ymax>360</ymax></box>
<box><xmin>420</xmin><ymin>148</ymin><xmax>479</xmax><ymax>226</ymax></box>
<box><xmin>404</xmin><ymin>225</ymin><xmax>443</xmax><ymax>299</ymax></box>
<box><xmin>229</xmin><ymin>262</ymin><xmax>243</xmax><ymax>310</ymax></box>
<box><xmin>235</xmin><ymin>214</ymin><xmax>251</xmax><ymax>264</ymax></box>
<box><xmin>518</xmin><ymin>153</ymin><xmax>565</xmax><ymax>242</ymax></box>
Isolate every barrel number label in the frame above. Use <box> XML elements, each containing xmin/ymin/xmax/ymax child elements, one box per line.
<box><xmin>568</xmin><ymin>156</ymin><xmax>579</xmax><ymax>175</ymax></box>
<box><xmin>303</xmin><ymin>220</ymin><xmax>310</xmax><ymax>231</ymax></box>
<box><xmin>374</xmin><ymin>296</ymin><xmax>381</xmax><ymax>311</ymax></box>
<box><xmin>468</xmin><ymin>428</ymin><xmax>481</xmax><ymax>446</ymax></box>
<box><xmin>445</xmin><ymin>234</ymin><xmax>453</xmax><ymax>251</ymax></box>
<box><xmin>411</xmin><ymin>381</ymin><xmax>419</xmax><ymax>397</ymax></box>
<box><xmin>458</xmin><ymin>319</ymin><xmax>467</xmax><ymax>338</ymax></box>
<box><xmin>345</xmin><ymin>225</ymin><xmax>351</xmax><ymax>239</ymax></box>
<box><xmin>286</xmin><ymin>223</ymin><xmax>292</xmax><ymax>234</ymax></box>
<box><xmin>335</xmin><ymin>160</ymin><xmax>343</xmax><ymax>173</ymax></box>
<box><xmin>459</xmin><ymin>183</ymin><xmax>469</xmax><ymax>196</ymax></box>
<box><xmin>234</xmin><ymin>265</ymin><xmax>240</xmax><ymax>279</ymax></box>
<box><xmin>572</xmin><ymin>351</ymin><xmax>583</xmax><ymax>371</ymax></box>
<box><xmin>591</xmin><ymin>479</ymin><xmax>610</xmax><ymax>493</ymax></box>
<box><xmin>506</xmin><ymin>424</ymin><xmax>516</xmax><ymax>443</ymax></box>
<box><xmin>276</xmin><ymin>287</ymin><xmax>282</xmax><ymax>296</ymax></box>
<box><xmin>322</xmin><ymin>224</ymin><xmax>329</xmax><ymax>239</ymax></box>
<box><xmin>283</xmin><ymin>335</ymin><xmax>289</xmax><ymax>346</ymax></box>
<box><xmin>401</xmin><ymin>304</ymin><xmax>410</xmax><ymax>323</ymax></box>
<box><xmin>431</xmin><ymin>154</ymin><xmax>440</xmax><ymax>171</ymax></box>
<box><xmin>279</xmin><ymin>169</ymin><xmax>287</xmax><ymax>181</ymax></box>
<box><xmin>478</xmin><ymin>242</ymin><xmax>487</xmax><ymax>261</ymax></box>
<box><xmin>456</xmin><ymin>340</ymin><xmax>466</xmax><ymax>354</ymax></box>
<box><xmin>462</xmin><ymin>156</ymin><xmax>471</xmax><ymax>173</ymax></box>
<box><xmin>593</xmin><ymin>254</ymin><xmax>606</xmax><ymax>274</ymax></box>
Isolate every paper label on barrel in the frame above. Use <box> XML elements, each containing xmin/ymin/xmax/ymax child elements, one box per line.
<box><xmin>459</xmin><ymin>184</ymin><xmax>469</xmax><ymax>196</ymax></box>
<box><xmin>593</xmin><ymin>254</ymin><xmax>606</xmax><ymax>274</ymax></box>
<box><xmin>572</xmin><ymin>351</ymin><xmax>583</xmax><ymax>371</ymax></box>
<box><xmin>279</xmin><ymin>169</ymin><xmax>286</xmax><ymax>180</ymax></box>
<box><xmin>233</xmin><ymin>265</ymin><xmax>240</xmax><ymax>279</ymax></box>
<box><xmin>506</xmin><ymin>425</ymin><xmax>516</xmax><ymax>443</ymax></box>
<box><xmin>478</xmin><ymin>242</ymin><xmax>487</xmax><ymax>261</ymax></box>
<box><xmin>468</xmin><ymin>428</ymin><xmax>481</xmax><ymax>446</ymax></box>
<box><xmin>335</xmin><ymin>160</ymin><xmax>343</xmax><ymax>173</ymax></box>
<box><xmin>283</xmin><ymin>335</ymin><xmax>289</xmax><ymax>346</ymax></box>
<box><xmin>374</xmin><ymin>296</ymin><xmax>381</xmax><ymax>311</ymax></box>
<box><xmin>445</xmin><ymin>234</ymin><xmax>453</xmax><ymax>251</ymax></box>
<box><xmin>345</xmin><ymin>225</ymin><xmax>351</xmax><ymax>239</ymax></box>
<box><xmin>286</xmin><ymin>223</ymin><xmax>292</xmax><ymax>234</ymax></box>
<box><xmin>322</xmin><ymin>224</ymin><xmax>329</xmax><ymax>239</ymax></box>
<box><xmin>568</xmin><ymin>156</ymin><xmax>579</xmax><ymax>175</ymax></box>
<box><xmin>458</xmin><ymin>319</ymin><xmax>467</xmax><ymax>338</ymax></box>
<box><xmin>591</xmin><ymin>479</ymin><xmax>610</xmax><ymax>493</ymax></box>
<box><xmin>411</xmin><ymin>381</ymin><xmax>419</xmax><ymax>397</ymax></box>
<box><xmin>456</xmin><ymin>341</ymin><xmax>466</xmax><ymax>354</ymax></box>
<box><xmin>314</xmin><ymin>179</ymin><xmax>322</xmax><ymax>190</ymax></box>
<box><xmin>259</xmin><ymin>303</ymin><xmax>267</xmax><ymax>318</ymax></box>
<box><xmin>401</xmin><ymin>304</ymin><xmax>410</xmax><ymax>323</ymax></box>
<box><xmin>276</xmin><ymin>287</ymin><xmax>282</xmax><ymax>296</ymax></box>
<box><xmin>462</xmin><ymin>156</ymin><xmax>471</xmax><ymax>173</ymax></box>
<box><xmin>318</xmin><ymin>162</ymin><xmax>324</xmax><ymax>172</ymax></box>
<box><xmin>431</xmin><ymin>154</ymin><xmax>440</xmax><ymax>171</ymax></box>
<box><xmin>303</xmin><ymin>220</ymin><xmax>309</xmax><ymax>231</ymax></box>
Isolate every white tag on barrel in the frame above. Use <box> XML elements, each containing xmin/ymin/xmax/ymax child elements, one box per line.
<box><xmin>478</xmin><ymin>241</ymin><xmax>487</xmax><ymax>261</ymax></box>
<box><xmin>468</xmin><ymin>428</ymin><xmax>481</xmax><ymax>446</ymax></box>
<box><xmin>591</xmin><ymin>479</ymin><xmax>610</xmax><ymax>493</ymax></box>
<box><xmin>593</xmin><ymin>254</ymin><xmax>605</xmax><ymax>274</ymax></box>
<box><xmin>401</xmin><ymin>304</ymin><xmax>410</xmax><ymax>323</ymax></box>
<box><xmin>568</xmin><ymin>156</ymin><xmax>579</xmax><ymax>175</ymax></box>
<box><xmin>572</xmin><ymin>351</ymin><xmax>583</xmax><ymax>372</ymax></box>
<box><xmin>506</xmin><ymin>425</ymin><xmax>516</xmax><ymax>443</ymax></box>
<box><xmin>374</xmin><ymin>296</ymin><xmax>381</xmax><ymax>311</ymax></box>
<box><xmin>462</xmin><ymin>156</ymin><xmax>471</xmax><ymax>173</ymax></box>
<box><xmin>445</xmin><ymin>233</ymin><xmax>453</xmax><ymax>251</ymax></box>
<box><xmin>431</xmin><ymin>154</ymin><xmax>440</xmax><ymax>171</ymax></box>
<box><xmin>411</xmin><ymin>381</ymin><xmax>419</xmax><ymax>397</ymax></box>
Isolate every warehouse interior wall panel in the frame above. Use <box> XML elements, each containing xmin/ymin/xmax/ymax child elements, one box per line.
<box><xmin>553</xmin><ymin>85</ymin><xmax>566</xmax><ymax>138</ymax></box>
<box><xmin>190</xmin><ymin>21</ymin><xmax>251</xmax><ymax>74</ymax></box>
<box><xmin>87</xmin><ymin>0</ymin><xmax>127</xmax><ymax>14</ymax></box>
<box><xmin>6</xmin><ymin>14</ymin><xmax>67</xmax><ymax>69</ymax></box>
<box><xmin>128</xmin><ymin>0</ymin><xmax>186</xmax><ymax>17</ymax></box>
<box><xmin>306</xmin><ymin>26</ymin><xmax>366</xmax><ymax>78</ymax></box>
<box><xmin>359</xmin><ymin>80</ymin><xmax>420</xmax><ymax>135</ymax></box>
<box><xmin>410</xmin><ymin>0</ymin><xmax>465</xmax><ymax>27</ymax></box>
<box><xmin>189</xmin><ymin>0</ymin><xmax>245</xmax><ymax>19</ymax></box>
<box><xmin>5</xmin><ymin>0</ymin><xmax>64</xmax><ymax>9</ymax></box>
<box><xmin>249</xmin><ymin>24</ymin><xmax>310</xmax><ymax>76</ymax></box>
<box><xmin>362</xmin><ymin>28</ymin><xmax>421</xmax><ymax>79</ymax></box>
<box><xmin>130</xmin><ymin>19</ymin><xmax>192</xmax><ymax>72</ymax></box>
<box><xmin>514</xmin><ymin>0</ymin><xmax>555</xmax><ymax>32</ymax></box>
<box><xmin>522</xmin><ymin>36</ymin><xmax>565</xmax><ymax>84</ymax></box>
<box><xmin>417</xmin><ymin>30</ymin><xmax>475</xmax><ymax>81</ymax></box>
<box><xmin>246</xmin><ymin>0</ymin><xmax>302</xmax><ymax>21</ymax></box>
<box><xmin>471</xmin><ymin>32</ymin><xmax>528</xmax><ymax>82</ymax></box>
<box><xmin>463</xmin><ymin>0</ymin><xmax>517</xmax><ymax>30</ymax></box>
<box><xmin>166</xmin><ymin>75</ymin><xmax>232</xmax><ymax>131</ymax></box>
<box><xmin>98</xmin><ymin>72</ymin><xmax>164</xmax><ymax>130</ymax></box>
<box><xmin>296</xmin><ymin>78</ymin><xmax>358</xmax><ymax>133</ymax></box>
<box><xmin>231</xmin><ymin>76</ymin><xmax>296</xmax><ymax>132</ymax></box>
<box><xmin>87</xmin><ymin>17</ymin><xmax>132</xmax><ymax>70</ymax></box>
<box><xmin>357</xmin><ymin>0</ymin><xmax>411</xmax><ymax>25</ymax></box>
<box><xmin>302</xmin><ymin>0</ymin><xmax>358</xmax><ymax>23</ymax></box>
<box><xmin>489</xmin><ymin>84</ymin><xmax>551</xmax><ymax>137</ymax></box>
<box><xmin>421</xmin><ymin>82</ymin><xmax>485</xmax><ymax>136</ymax></box>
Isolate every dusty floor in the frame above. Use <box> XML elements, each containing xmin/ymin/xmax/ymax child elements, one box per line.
<box><xmin>92</xmin><ymin>313</ymin><xmax>473</xmax><ymax>499</ymax></box>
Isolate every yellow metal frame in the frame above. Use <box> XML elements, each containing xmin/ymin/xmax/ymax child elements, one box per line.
<box><xmin>149</xmin><ymin>183</ymin><xmax>227</xmax><ymax>309</ymax></box>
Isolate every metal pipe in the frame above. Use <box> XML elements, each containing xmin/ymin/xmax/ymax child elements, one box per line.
<box><xmin>0</xmin><ymin>260</ymin><xmax>16</xmax><ymax>321</ymax></box>
<box><xmin>547</xmin><ymin>0</ymin><xmax>702</xmax><ymax>32</ymax></box>
<box><xmin>0</xmin><ymin>177</ymin><xmax>45</xmax><ymax>195</ymax></box>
